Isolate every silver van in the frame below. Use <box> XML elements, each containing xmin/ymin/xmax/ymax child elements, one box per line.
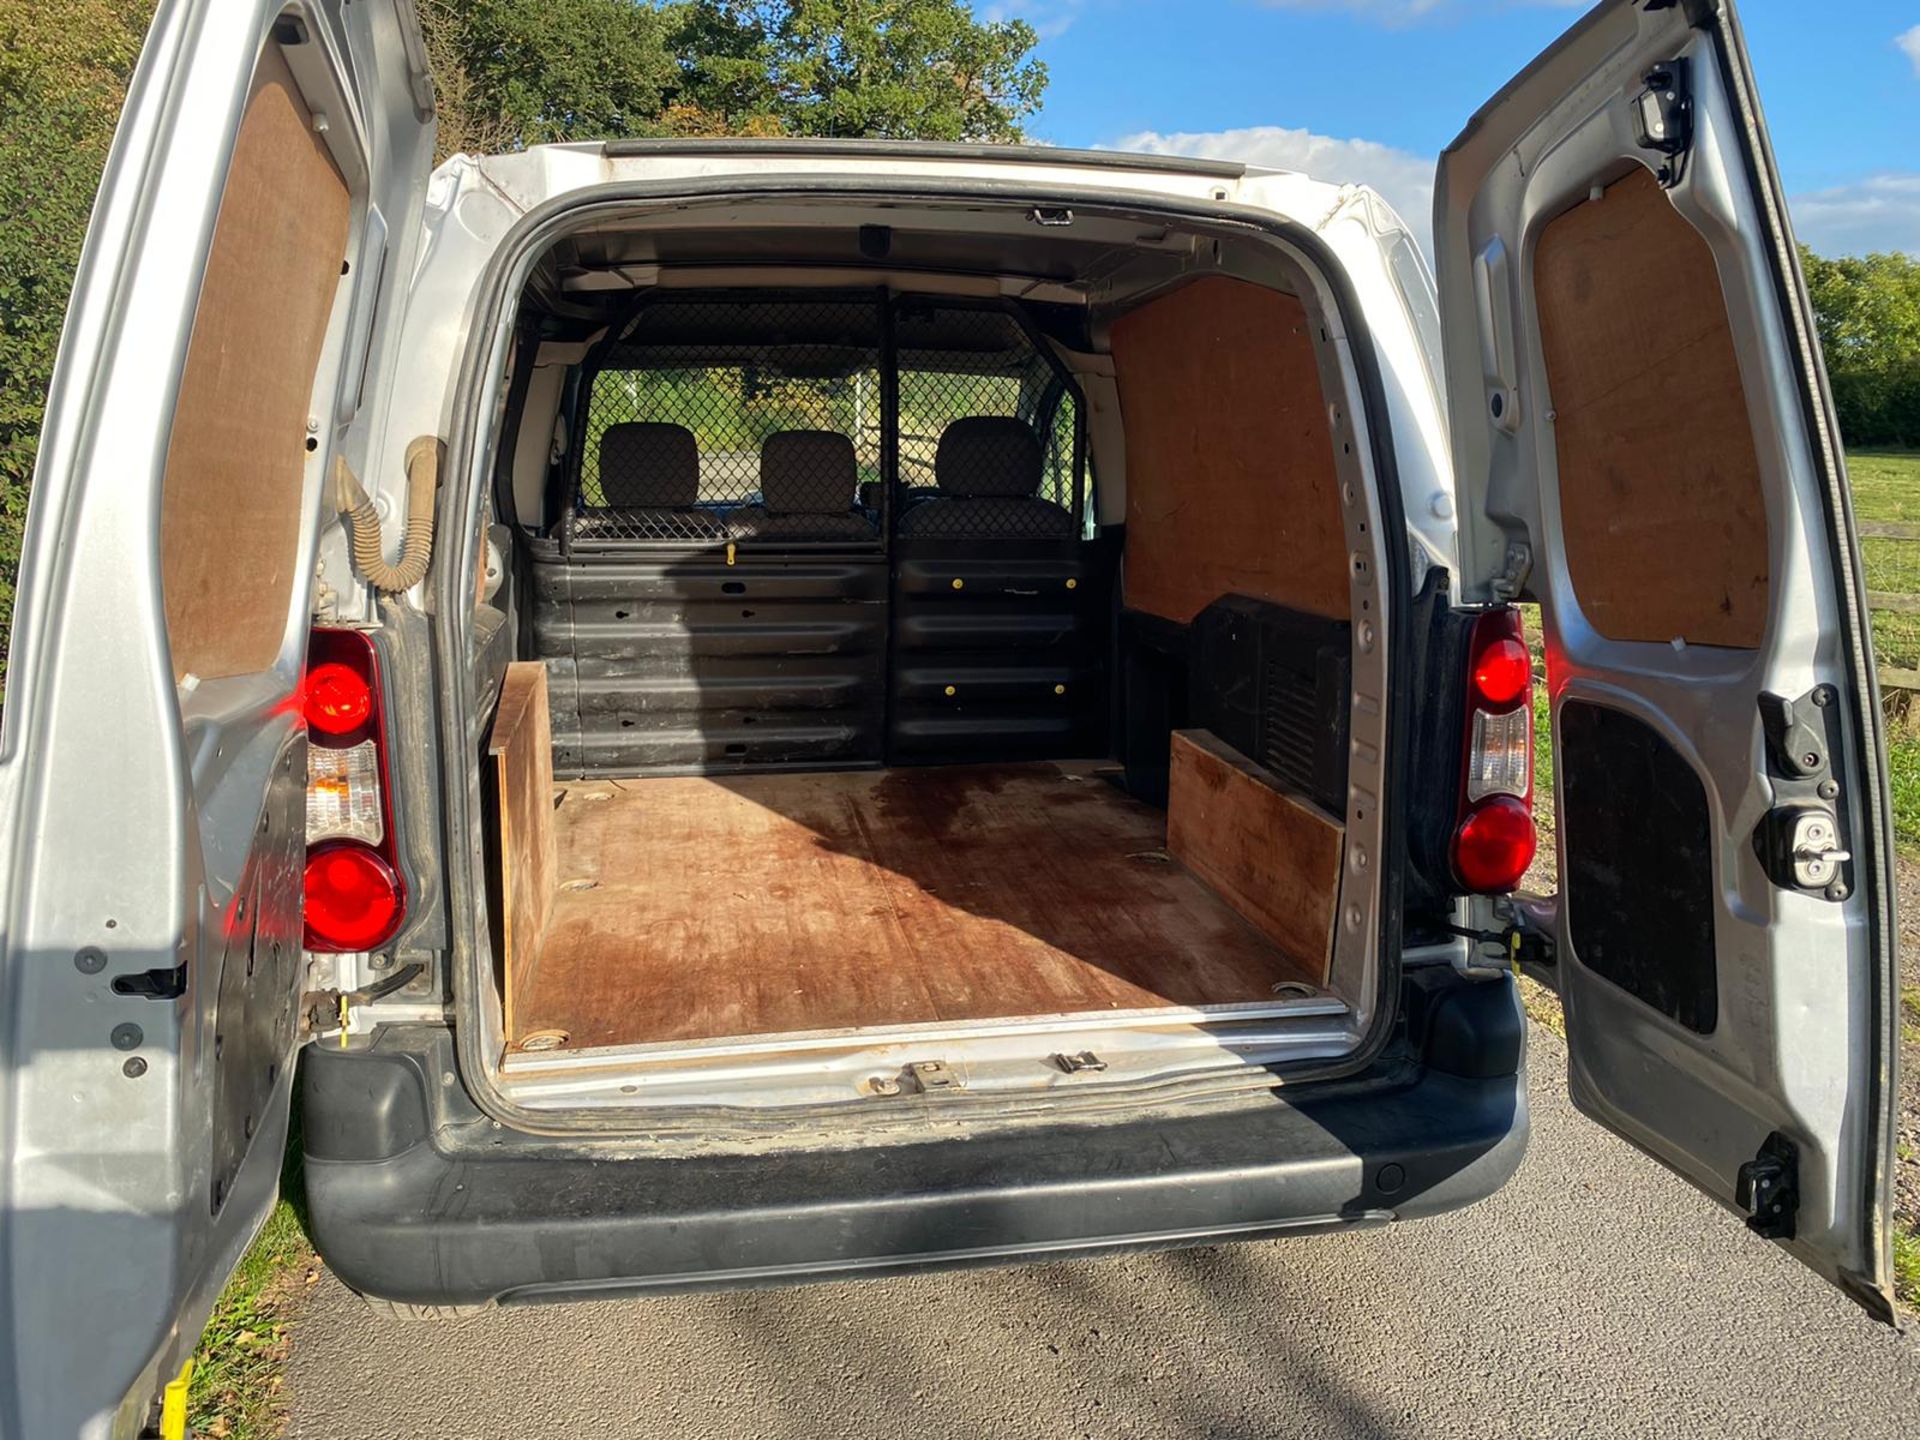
<box><xmin>0</xmin><ymin>1</ymin><xmax>1899</xmax><ymax>1435</ymax></box>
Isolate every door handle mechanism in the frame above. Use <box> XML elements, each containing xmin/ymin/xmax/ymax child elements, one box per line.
<box><xmin>1787</xmin><ymin>811</ymin><xmax>1850</xmax><ymax>890</ymax></box>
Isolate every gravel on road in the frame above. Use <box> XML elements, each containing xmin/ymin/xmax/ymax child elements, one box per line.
<box><xmin>286</xmin><ymin>1028</ymin><xmax>1920</xmax><ymax>1440</ymax></box>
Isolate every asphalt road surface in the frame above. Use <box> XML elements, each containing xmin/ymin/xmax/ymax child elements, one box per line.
<box><xmin>286</xmin><ymin>1029</ymin><xmax>1920</xmax><ymax>1439</ymax></box>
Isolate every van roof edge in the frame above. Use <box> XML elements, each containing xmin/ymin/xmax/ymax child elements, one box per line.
<box><xmin>588</xmin><ymin>137</ymin><xmax>1252</xmax><ymax>180</ymax></box>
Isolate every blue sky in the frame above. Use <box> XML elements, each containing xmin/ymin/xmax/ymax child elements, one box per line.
<box><xmin>993</xmin><ymin>1</ymin><xmax>1920</xmax><ymax>257</ymax></box>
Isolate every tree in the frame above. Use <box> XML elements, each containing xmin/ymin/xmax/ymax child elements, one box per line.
<box><xmin>420</xmin><ymin>0</ymin><xmax>680</xmax><ymax>154</ymax></box>
<box><xmin>674</xmin><ymin>0</ymin><xmax>1046</xmax><ymax>142</ymax></box>
<box><xmin>1802</xmin><ymin>247</ymin><xmax>1920</xmax><ymax>447</ymax></box>
<box><xmin>419</xmin><ymin>1</ymin><xmax>1048</xmax><ymax>156</ymax></box>
<box><xmin>0</xmin><ymin>0</ymin><xmax>154</xmax><ymax>692</ymax></box>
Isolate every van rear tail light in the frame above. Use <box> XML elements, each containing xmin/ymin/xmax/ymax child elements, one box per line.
<box><xmin>304</xmin><ymin>661</ymin><xmax>375</xmax><ymax>736</ymax></box>
<box><xmin>1451</xmin><ymin>607</ymin><xmax>1537</xmax><ymax>894</ymax></box>
<box><xmin>1452</xmin><ymin>796</ymin><xmax>1536</xmax><ymax>893</ymax></box>
<box><xmin>303</xmin><ymin>629</ymin><xmax>405</xmax><ymax>952</ymax></box>
<box><xmin>1466</xmin><ymin>707</ymin><xmax>1532</xmax><ymax>802</ymax></box>
<box><xmin>304</xmin><ymin>844</ymin><xmax>403</xmax><ymax>952</ymax></box>
<box><xmin>306</xmin><ymin>741</ymin><xmax>384</xmax><ymax>845</ymax></box>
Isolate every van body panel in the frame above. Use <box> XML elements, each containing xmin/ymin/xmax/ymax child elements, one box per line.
<box><xmin>0</xmin><ymin>2</ymin><xmax>433</xmax><ymax>1436</ymax></box>
<box><xmin>1435</xmin><ymin>0</ymin><xmax>1898</xmax><ymax>1315</ymax></box>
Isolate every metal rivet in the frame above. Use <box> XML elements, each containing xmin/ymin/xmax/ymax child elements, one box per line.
<box><xmin>110</xmin><ymin>1023</ymin><xmax>143</xmax><ymax>1052</ymax></box>
<box><xmin>950</xmin><ymin>577</ymin><xmax>964</xmax><ymax>590</ymax></box>
<box><xmin>1065</xmin><ymin>578</ymin><xmax>1077</xmax><ymax>590</ymax></box>
<box><xmin>1826</xmin><ymin>882</ymin><xmax>1849</xmax><ymax>902</ymax></box>
<box><xmin>1054</xmin><ymin>684</ymin><xmax>1067</xmax><ymax>696</ymax></box>
<box><xmin>122</xmin><ymin>1057</ymin><xmax>147</xmax><ymax>1079</ymax></box>
<box><xmin>75</xmin><ymin>947</ymin><xmax>107</xmax><ymax>975</ymax></box>
<box><xmin>1818</xmin><ymin>779</ymin><xmax>1839</xmax><ymax>799</ymax></box>
<box><xmin>944</xmin><ymin>685</ymin><xmax>957</xmax><ymax>697</ymax></box>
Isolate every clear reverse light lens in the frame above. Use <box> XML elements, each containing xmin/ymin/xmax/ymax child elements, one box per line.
<box><xmin>307</xmin><ymin>740</ymin><xmax>384</xmax><ymax>845</ymax></box>
<box><xmin>1467</xmin><ymin>707</ymin><xmax>1531</xmax><ymax>803</ymax></box>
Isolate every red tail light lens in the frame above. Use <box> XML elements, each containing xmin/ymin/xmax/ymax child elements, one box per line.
<box><xmin>1471</xmin><ymin>637</ymin><xmax>1531</xmax><ymax>707</ymax></box>
<box><xmin>1451</xmin><ymin>796</ymin><xmax>1537</xmax><ymax>893</ymax></box>
<box><xmin>304</xmin><ymin>844</ymin><xmax>403</xmax><ymax>951</ymax></box>
<box><xmin>304</xmin><ymin>661</ymin><xmax>374</xmax><ymax>736</ymax></box>
<box><xmin>1452</xmin><ymin>607</ymin><xmax>1537</xmax><ymax>894</ymax></box>
<box><xmin>303</xmin><ymin>628</ymin><xmax>405</xmax><ymax>952</ymax></box>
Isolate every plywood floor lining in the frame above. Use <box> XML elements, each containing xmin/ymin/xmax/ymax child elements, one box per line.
<box><xmin>513</xmin><ymin>762</ymin><xmax>1326</xmax><ymax>1051</ymax></box>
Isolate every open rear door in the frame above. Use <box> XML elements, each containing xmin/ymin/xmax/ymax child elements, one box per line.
<box><xmin>0</xmin><ymin>3</ymin><xmax>432</xmax><ymax>1435</ymax></box>
<box><xmin>1436</xmin><ymin>0</ymin><xmax>1898</xmax><ymax>1318</ymax></box>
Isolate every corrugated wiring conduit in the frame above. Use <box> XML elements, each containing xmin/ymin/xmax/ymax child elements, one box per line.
<box><xmin>330</xmin><ymin>435</ymin><xmax>444</xmax><ymax>592</ymax></box>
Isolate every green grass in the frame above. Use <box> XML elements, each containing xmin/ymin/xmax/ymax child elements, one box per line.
<box><xmin>1852</xmin><ymin>451</ymin><xmax>1920</xmax><ymax>679</ymax></box>
<box><xmin>186</xmin><ymin>1117</ymin><xmax>315</xmax><ymax>1440</ymax></box>
<box><xmin>1519</xmin><ymin>603</ymin><xmax>1554</xmax><ymax>810</ymax></box>
<box><xmin>1894</xmin><ymin>1223</ymin><xmax>1920</xmax><ymax>1309</ymax></box>
<box><xmin>1845</xmin><ymin>450</ymin><xmax>1920</xmax><ymax>852</ymax></box>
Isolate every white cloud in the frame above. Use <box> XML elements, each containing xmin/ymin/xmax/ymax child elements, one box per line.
<box><xmin>1109</xmin><ymin>131</ymin><xmax>1917</xmax><ymax>262</ymax></box>
<box><xmin>1898</xmin><ymin>25</ymin><xmax>1920</xmax><ymax>77</ymax></box>
<box><xmin>980</xmin><ymin>1</ymin><xmax>1087</xmax><ymax>40</ymax></box>
<box><xmin>1111</xmin><ymin>124</ymin><xmax>1436</xmax><ymax>251</ymax></box>
<box><xmin>1789</xmin><ymin>173</ymin><xmax>1920</xmax><ymax>258</ymax></box>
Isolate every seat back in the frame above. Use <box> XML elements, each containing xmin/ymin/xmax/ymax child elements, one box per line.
<box><xmin>728</xmin><ymin>430</ymin><xmax>876</xmax><ymax>541</ymax></box>
<box><xmin>571</xmin><ymin>421</ymin><xmax>724</xmax><ymax>541</ymax></box>
<box><xmin>895</xmin><ymin>417</ymin><xmax>1075</xmax><ymax>539</ymax></box>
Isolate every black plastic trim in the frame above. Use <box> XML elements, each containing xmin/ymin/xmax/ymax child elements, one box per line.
<box><xmin>303</xmin><ymin>1017</ymin><xmax>1525</xmax><ymax>1307</ymax></box>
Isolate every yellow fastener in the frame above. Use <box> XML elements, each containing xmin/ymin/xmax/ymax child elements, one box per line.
<box><xmin>1054</xmin><ymin>684</ymin><xmax>1067</xmax><ymax>695</ymax></box>
<box><xmin>1065</xmin><ymin>577</ymin><xmax>1078</xmax><ymax>590</ymax></box>
<box><xmin>944</xmin><ymin>685</ymin><xmax>957</xmax><ymax>697</ymax></box>
<box><xmin>726</xmin><ymin>541</ymin><xmax>737</xmax><ymax>567</ymax></box>
<box><xmin>951</xmin><ymin>577</ymin><xmax>965</xmax><ymax>590</ymax></box>
<box><xmin>160</xmin><ymin>1359</ymin><xmax>193</xmax><ymax>1440</ymax></box>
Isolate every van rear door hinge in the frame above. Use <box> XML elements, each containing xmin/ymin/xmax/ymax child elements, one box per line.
<box><xmin>1489</xmin><ymin>541</ymin><xmax>1532</xmax><ymax>603</ymax></box>
<box><xmin>1736</xmin><ymin>1131</ymin><xmax>1799</xmax><ymax>1240</ymax></box>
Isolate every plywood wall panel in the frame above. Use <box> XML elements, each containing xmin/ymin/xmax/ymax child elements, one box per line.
<box><xmin>1110</xmin><ymin>276</ymin><xmax>1349</xmax><ymax>625</ymax></box>
<box><xmin>160</xmin><ymin>46</ymin><xmax>351</xmax><ymax>681</ymax></box>
<box><xmin>1166</xmin><ymin>729</ymin><xmax>1341</xmax><ymax>987</ymax></box>
<box><xmin>1533</xmin><ymin>167</ymin><xmax>1769</xmax><ymax>649</ymax></box>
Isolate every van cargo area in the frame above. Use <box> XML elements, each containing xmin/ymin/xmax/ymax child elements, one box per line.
<box><xmin>453</xmin><ymin>191</ymin><xmax>1403</xmax><ymax>1116</ymax></box>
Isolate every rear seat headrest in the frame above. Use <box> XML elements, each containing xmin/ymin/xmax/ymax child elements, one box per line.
<box><xmin>759</xmin><ymin>430</ymin><xmax>858</xmax><ymax>513</ymax></box>
<box><xmin>934</xmin><ymin>416</ymin><xmax>1043</xmax><ymax>499</ymax></box>
<box><xmin>598</xmin><ymin>422</ymin><xmax>699</xmax><ymax>508</ymax></box>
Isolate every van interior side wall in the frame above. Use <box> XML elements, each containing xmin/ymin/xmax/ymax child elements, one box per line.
<box><xmin>470</xmin><ymin>220</ymin><xmax>1375</xmax><ymax>1071</ymax></box>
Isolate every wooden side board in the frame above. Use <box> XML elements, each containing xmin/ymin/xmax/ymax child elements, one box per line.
<box><xmin>1166</xmin><ymin>729</ymin><xmax>1342</xmax><ymax>986</ymax></box>
<box><xmin>1109</xmin><ymin>275</ymin><xmax>1350</xmax><ymax>625</ymax></box>
<box><xmin>1533</xmin><ymin>166</ymin><xmax>1769</xmax><ymax>649</ymax></box>
<box><xmin>489</xmin><ymin>663</ymin><xmax>558</xmax><ymax>1042</ymax></box>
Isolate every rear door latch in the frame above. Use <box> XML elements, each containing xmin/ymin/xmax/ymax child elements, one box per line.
<box><xmin>1736</xmin><ymin>1131</ymin><xmax>1799</xmax><ymax>1240</ymax></box>
<box><xmin>1754</xmin><ymin>686</ymin><xmax>1852</xmax><ymax>901</ymax></box>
